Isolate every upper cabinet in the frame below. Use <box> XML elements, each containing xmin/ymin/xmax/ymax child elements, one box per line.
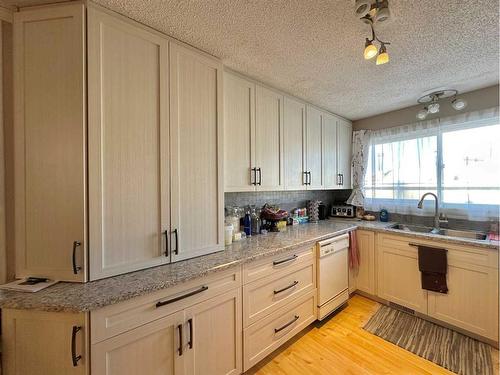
<box><xmin>337</xmin><ymin>118</ymin><xmax>353</xmax><ymax>189</ymax></box>
<box><xmin>224</xmin><ymin>73</ymin><xmax>255</xmax><ymax>192</ymax></box>
<box><xmin>14</xmin><ymin>3</ymin><xmax>223</xmax><ymax>282</ymax></box>
<box><xmin>223</xmin><ymin>72</ymin><xmax>285</xmax><ymax>192</ymax></box>
<box><xmin>254</xmin><ymin>85</ymin><xmax>284</xmax><ymax>191</ymax></box>
<box><xmin>224</xmin><ymin>72</ymin><xmax>352</xmax><ymax>193</ymax></box>
<box><xmin>14</xmin><ymin>4</ymin><xmax>87</xmax><ymax>282</ymax></box>
<box><xmin>305</xmin><ymin>106</ymin><xmax>324</xmax><ymax>190</ymax></box>
<box><xmin>169</xmin><ymin>43</ymin><xmax>224</xmax><ymax>262</ymax></box>
<box><xmin>283</xmin><ymin>97</ymin><xmax>306</xmax><ymax>190</ymax></box>
<box><xmin>87</xmin><ymin>6</ymin><xmax>170</xmax><ymax>280</ymax></box>
<box><xmin>322</xmin><ymin>112</ymin><xmax>338</xmax><ymax>189</ymax></box>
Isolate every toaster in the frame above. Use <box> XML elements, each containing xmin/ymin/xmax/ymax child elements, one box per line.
<box><xmin>330</xmin><ymin>205</ymin><xmax>355</xmax><ymax>218</ymax></box>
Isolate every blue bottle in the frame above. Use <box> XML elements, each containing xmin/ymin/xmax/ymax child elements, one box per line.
<box><xmin>244</xmin><ymin>211</ymin><xmax>252</xmax><ymax>236</ymax></box>
<box><xmin>380</xmin><ymin>209</ymin><xmax>389</xmax><ymax>222</ymax></box>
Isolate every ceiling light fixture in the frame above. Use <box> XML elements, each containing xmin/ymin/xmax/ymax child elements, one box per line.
<box><xmin>375</xmin><ymin>43</ymin><xmax>389</xmax><ymax>65</ymax></box>
<box><xmin>451</xmin><ymin>97</ymin><xmax>467</xmax><ymax>110</ymax></box>
<box><xmin>364</xmin><ymin>38</ymin><xmax>378</xmax><ymax>59</ymax></box>
<box><xmin>355</xmin><ymin>0</ymin><xmax>392</xmax><ymax>66</ymax></box>
<box><xmin>416</xmin><ymin>89</ymin><xmax>467</xmax><ymax>120</ymax></box>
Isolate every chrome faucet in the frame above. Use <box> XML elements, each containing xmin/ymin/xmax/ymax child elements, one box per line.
<box><xmin>417</xmin><ymin>192</ymin><xmax>447</xmax><ymax>233</ymax></box>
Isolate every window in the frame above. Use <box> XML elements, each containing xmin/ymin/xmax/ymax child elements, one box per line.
<box><xmin>364</xmin><ymin>109</ymin><xmax>500</xmax><ymax>220</ymax></box>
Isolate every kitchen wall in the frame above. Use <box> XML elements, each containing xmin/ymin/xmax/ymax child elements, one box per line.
<box><xmin>353</xmin><ymin>85</ymin><xmax>499</xmax><ymax>131</ymax></box>
<box><xmin>225</xmin><ymin>190</ymin><xmax>352</xmax><ymax>214</ymax></box>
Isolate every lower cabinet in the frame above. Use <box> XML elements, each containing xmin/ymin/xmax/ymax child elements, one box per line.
<box><xmin>377</xmin><ymin>234</ymin><xmax>428</xmax><ymax>314</ymax></box>
<box><xmin>377</xmin><ymin>233</ymin><xmax>499</xmax><ymax>342</ymax></box>
<box><xmin>91</xmin><ymin>289</ymin><xmax>242</xmax><ymax>375</ymax></box>
<box><xmin>243</xmin><ymin>290</ymin><xmax>317</xmax><ymax>370</ymax></box>
<box><xmin>426</xmin><ymin>250</ymin><xmax>498</xmax><ymax>341</ymax></box>
<box><xmin>184</xmin><ymin>289</ymin><xmax>242</xmax><ymax>375</ymax></box>
<box><xmin>241</xmin><ymin>245</ymin><xmax>317</xmax><ymax>371</ymax></box>
<box><xmin>91</xmin><ymin>311</ymin><xmax>185</xmax><ymax>375</ymax></box>
<box><xmin>2</xmin><ymin>310</ymin><xmax>88</xmax><ymax>375</ymax></box>
<box><xmin>349</xmin><ymin>230</ymin><xmax>376</xmax><ymax>295</ymax></box>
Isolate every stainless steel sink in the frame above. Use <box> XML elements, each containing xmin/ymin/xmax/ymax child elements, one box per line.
<box><xmin>389</xmin><ymin>223</ymin><xmax>435</xmax><ymax>233</ymax></box>
<box><xmin>389</xmin><ymin>223</ymin><xmax>488</xmax><ymax>241</ymax></box>
<box><xmin>436</xmin><ymin>228</ymin><xmax>488</xmax><ymax>241</ymax></box>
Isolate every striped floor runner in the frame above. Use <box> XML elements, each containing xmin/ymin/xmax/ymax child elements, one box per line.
<box><xmin>363</xmin><ymin>305</ymin><xmax>493</xmax><ymax>375</ymax></box>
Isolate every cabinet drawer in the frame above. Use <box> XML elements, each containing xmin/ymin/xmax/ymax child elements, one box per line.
<box><xmin>243</xmin><ymin>245</ymin><xmax>314</xmax><ymax>284</ymax></box>
<box><xmin>91</xmin><ymin>267</ymin><xmax>241</xmax><ymax>343</ymax></box>
<box><xmin>243</xmin><ymin>262</ymin><xmax>315</xmax><ymax>327</ymax></box>
<box><xmin>243</xmin><ymin>289</ymin><xmax>317</xmax><ymax>371</ymax></box>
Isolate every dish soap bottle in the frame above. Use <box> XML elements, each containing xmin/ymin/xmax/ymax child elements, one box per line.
<box><xmin>380</xmin><ymin>208</ymin><xmax>389</xmax><ymax>222</ymax></box>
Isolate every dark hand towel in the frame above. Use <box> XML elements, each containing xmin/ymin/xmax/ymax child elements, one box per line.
<box><xmin>417</xmin><ymin>245</ymin><xmax>448</xmax><ymax>294</ymax></box>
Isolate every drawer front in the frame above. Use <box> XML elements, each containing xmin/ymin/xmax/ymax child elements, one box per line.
<box><xmin>91</xmin><ymin>267</ymin><xmax>241</xmax><ymax>344</ymax></box>
<box><xmin>243</xmin><ymin>245</ymin><xmax>314</xmax><ymax>284</ymax></box>
<box><xmin>243</xmin><ymin>262</ymin><xmax>315</xmax><ymax>327</ymax></box>
<box><xmin>243</xmin><ymin>289</ymin><xmax>317</xmax><ymax>371</ymax></box>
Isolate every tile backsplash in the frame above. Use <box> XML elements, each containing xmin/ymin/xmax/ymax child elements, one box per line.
<box><xmin>225</xmin><ymin>189</ymin><xmax>352</xmax><ymax>213</ymax></box>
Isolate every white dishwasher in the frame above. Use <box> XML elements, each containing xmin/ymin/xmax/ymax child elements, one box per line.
<box><xmin>317</xmin><ymin>233</ymin><xmax>350</xmax><ymax>320</ymax></box>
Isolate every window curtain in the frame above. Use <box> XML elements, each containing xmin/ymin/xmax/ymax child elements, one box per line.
<box><xmin>346</xmin><ymin>130</ymin><xmax>371</xmax><ymax>207</ymax></box>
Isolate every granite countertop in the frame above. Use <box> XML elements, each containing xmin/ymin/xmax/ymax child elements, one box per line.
<box><xmin>0</xmin><ymin>219</ymin><xmax>497</xmax><ymax>313</ymax></box>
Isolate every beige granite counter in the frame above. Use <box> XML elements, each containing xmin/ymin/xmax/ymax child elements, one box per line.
<box><xmin>0</xmin><ymin>219</ymin><xmax>496</xmax><ymax>313</ymax></box>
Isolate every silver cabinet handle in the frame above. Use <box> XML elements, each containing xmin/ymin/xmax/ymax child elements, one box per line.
<box><xmin>274</xmin><ymin>315</ymin><xmax>300</xmax><ymax>333</ymax></box>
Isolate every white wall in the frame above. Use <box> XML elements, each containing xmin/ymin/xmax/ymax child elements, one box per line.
<box><xmin>353</xmin><ymin>85</ymin><xmax>499</xmax><ymax>131</ymax></box>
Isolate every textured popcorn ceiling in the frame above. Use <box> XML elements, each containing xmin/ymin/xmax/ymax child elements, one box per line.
<box><xmin>4</xmin><ymin>0</ymin><xmax>499</xmax><ymax>120</ymax></box>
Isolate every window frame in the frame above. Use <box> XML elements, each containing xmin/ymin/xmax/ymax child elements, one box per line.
<box><xmin>364</xmin><ymin>116</ymin><xmax>500</xmax><ymax>216</ymax></box>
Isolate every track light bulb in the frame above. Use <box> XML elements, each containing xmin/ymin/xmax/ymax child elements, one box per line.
<box><xmin>364</xmin><ymin>39</ymin><xmax>378</xmax><ymax>60</ymax></box>
<box><xmin>376</xmin><ymin>44</ymin><xmax>389</xmax><ymax>65</ymax></box>
<box><xmin>451</xmin><ymin>97</ymin><xmax>467</xmax><ymax>110</ymax></box>
<box><xmin>416</xmin><ymin>109</ymin><xmax>428</xmax><ymax>120</ymax></box>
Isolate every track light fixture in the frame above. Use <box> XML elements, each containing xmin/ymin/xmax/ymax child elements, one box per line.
<box><xmin>355</xmin><ymin>1</ymin><xmax>392</xmax><ymax>65</ymax></box>
<box><xmin>416</xmin><ymin>89</ymin><xmax>468</xmax><ymax>120</ymax></box>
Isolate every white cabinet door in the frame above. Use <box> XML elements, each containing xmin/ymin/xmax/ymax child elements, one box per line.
<box><xmin>92</xmin><ymin>311</ymin><xmax>185</xmax><ymax>375</ymax></box>
<box><xmin>170</xmin><ymin>43</ymin><xmax>224</xmax><ymax>262</ymax></box>
<box><xmin>223</xmin><ymin>72</ymin><xmax>256</xmax><ymax>192</ymax></box>
<box><xmin>305</xmin><ymin>106</ymin><xmax>323</xmax><ymax>190</ymax></box>
<box><xmin>255</xmin><ymin>85</ymin><xmax>284</xmax><ymax>191</ymax></box>
<box><xmin>283</xmin><ymin>96</ymin><xmax>306</xmax><ymax>190</ymax></box>
<box><xmin>350</xmin><ymin>230</ymin><xmax>376</xmax><ymax>295</ymax></box>
<box><xmin>14</xmin><ymin>3</ymin><xmax>87</xmax><ymax>282</ymax></box>
<box><xmin>185</xmin><ymin>289</ymin><xmax>243</xmax><ymax>375</ymax></box>
<box><xmin>337</xmin><ymin>119</ymin><xmax>352</xmax><ymax>189</ymax></box>
<box><xmin>3</xmin><ymin>310</ymin><xmax>88</xmax><ymax>375</ymax></box>
<box><xmin>88</xmin><ymin>6</ymin><xmax>170</xmax><ymax>280</ymax></box>
<box><xmin>377</xmin><ymin>235</ymin><xmax>428</xmax><ymax>314</ymax></box>
<box><xmin>322</xmin><ymin>112</ymin><xmax>338</xmax><ymax>189</ymax></box>
<box><xmin>427</xmin><ymin>258</ymin><xmax>498</xmax><ymax>341</ymax></box>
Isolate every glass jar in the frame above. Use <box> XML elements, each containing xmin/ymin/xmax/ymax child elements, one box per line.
<box><xmin>250</xmin><ymin>205</ymin><xmax>261</xmax><ymax>235</ymax></box>
<box><xmin>225</xmin><ymin>206</ymin><xmax>241</xmax><ymax>234</ymax></box>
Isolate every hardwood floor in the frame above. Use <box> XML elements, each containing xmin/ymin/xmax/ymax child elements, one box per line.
<box><xmin>246</xmin><ymin>294</ymin><xmax>499</xmax><ymax>375</ymax></box>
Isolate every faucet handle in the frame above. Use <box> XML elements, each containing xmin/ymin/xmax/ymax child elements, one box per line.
<box><xmin>438</xmin><ymin>212</ymin><xmax>448</xmax><ymax>223</ymax></box>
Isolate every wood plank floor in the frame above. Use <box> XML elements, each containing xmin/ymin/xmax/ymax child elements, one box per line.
<box><xmin>246</xmin><ymin>295</ymin><xmax>499</xmax><ymax>375</ymax></box>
